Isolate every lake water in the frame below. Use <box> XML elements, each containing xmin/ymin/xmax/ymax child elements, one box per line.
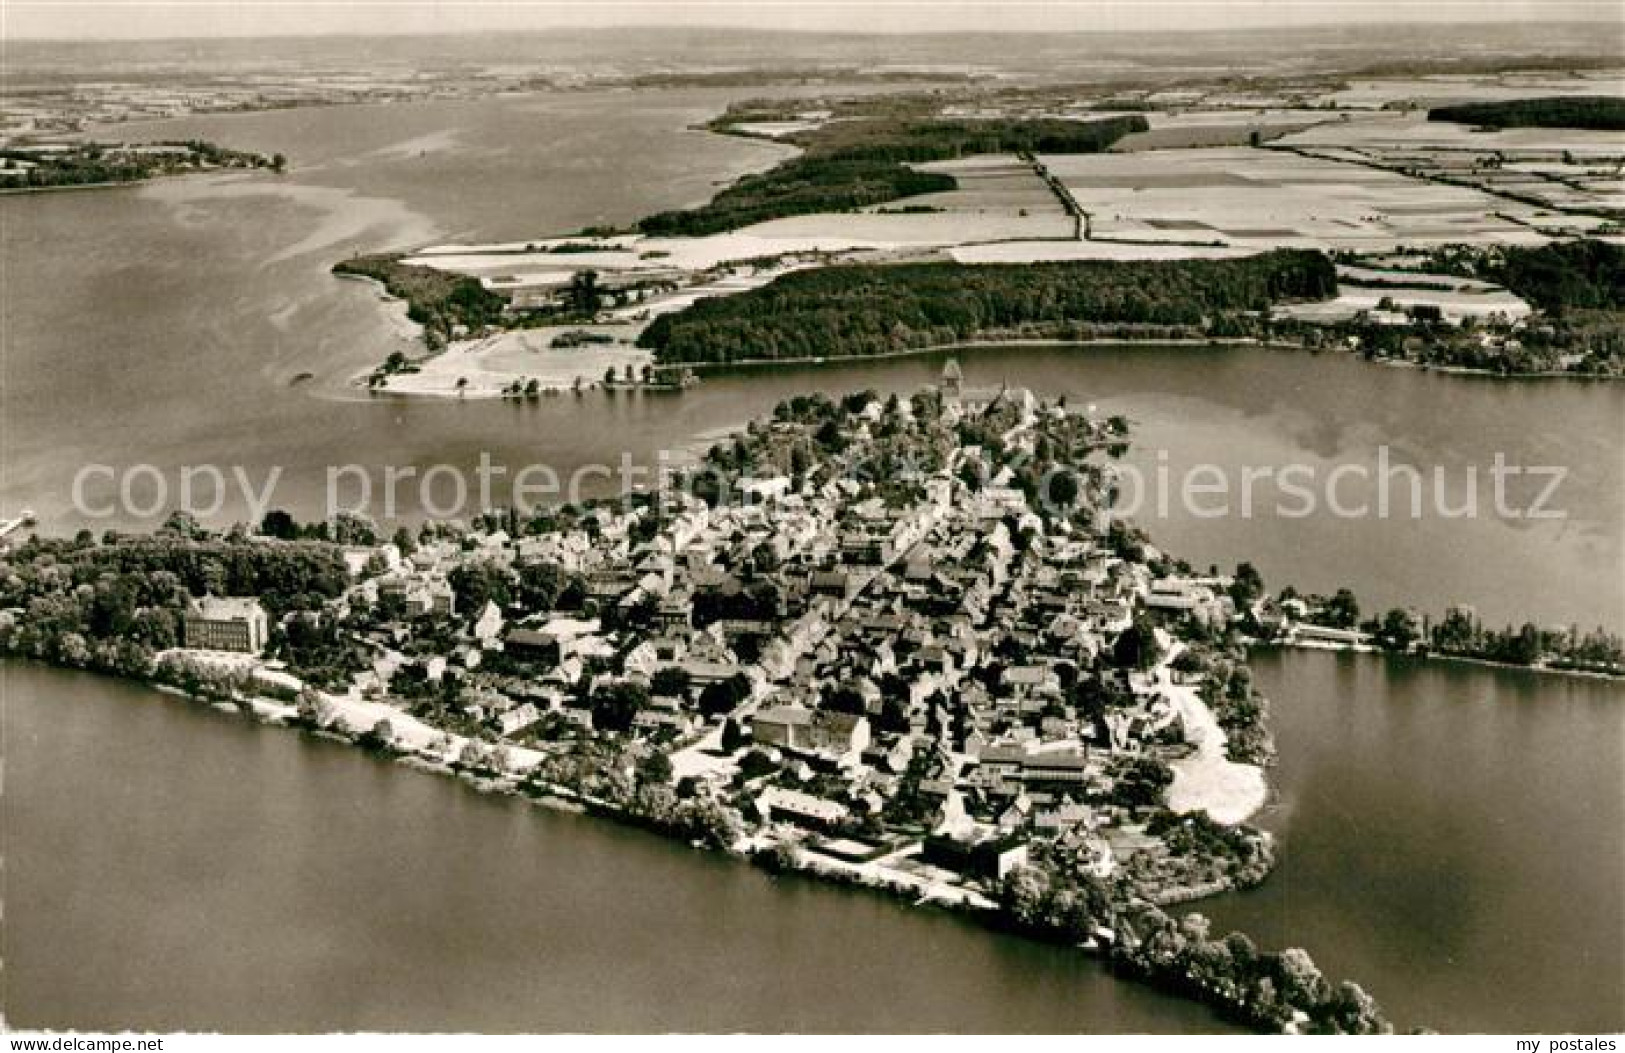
<box><xmin>2</xmin><ymin>88</ymin><xmax>1622</xmax><ymax>1032</ymax></box>
<box><xmin>0</xmin><ymin>661</ymin><xmax>1228</xmax><ymax>1034</ymax></box>
<box><xmin>3</xmin><ymin>92</ymin><xmax>1619</xmax><ymax>627</ymax></box>
<box><xmin>5</xmin><ymin>651</ymin><xmax>1619</xmax><ymax>1032</ymax></box>
<box><xmin>1215</xmin><ymin>649</ymin><xmax>1624</xmax><ymax>1034</ymax></box>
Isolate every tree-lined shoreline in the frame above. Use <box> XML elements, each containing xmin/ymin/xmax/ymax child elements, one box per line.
<box><xmin>637</xmin><ymin>251</ymin><xmax>1337</xmax><ymax>363</ymax></box>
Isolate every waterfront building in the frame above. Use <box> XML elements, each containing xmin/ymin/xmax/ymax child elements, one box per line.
<box><xmin>756</xmin><ymin>785</ymin><xmax>850</xmax><ymax>830</ymax></box>
<box><xmin>921</xmin><ymin>831</ymin><xmax>1030</xmax><ymax>882</ymax></box>
<box><xmin>183</xmin><ymin>596</ymin><xmax>270</xmax><ymax>654</ymax></box>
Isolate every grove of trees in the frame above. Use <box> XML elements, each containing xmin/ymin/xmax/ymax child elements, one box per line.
<box><xmin>639</xmin><ymin>250</ymin><xmax>1338</xmax><ymax>363</ymax></box>
<box><xmin>1428</xmin><ymin>96</ymin><xmax>1625</xmax><ymax>131</ymax></box>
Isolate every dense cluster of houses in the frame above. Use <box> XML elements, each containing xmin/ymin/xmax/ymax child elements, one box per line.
<box><xmin>183</xmin><ymin>365</ymin><xmax>1252</xmax><ymax>895</ymax></box>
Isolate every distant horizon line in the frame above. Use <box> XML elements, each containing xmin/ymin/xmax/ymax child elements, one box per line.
<box><xmin>9</xmin><ymin>18</ymin><xmax>1623</xmax><ymax>45</ymax></box>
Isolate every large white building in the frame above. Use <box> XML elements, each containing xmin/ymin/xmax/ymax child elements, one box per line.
<box><xmin>183</xmin><ymin>596</ymin><xmax>270</xmax><ymax>654</ymax></box>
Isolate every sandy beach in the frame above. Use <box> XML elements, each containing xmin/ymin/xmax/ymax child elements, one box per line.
<box><xmin>1158</xmin><ymin>650</ymin><xmax>1269</xmax><ymax>826</ymax></box>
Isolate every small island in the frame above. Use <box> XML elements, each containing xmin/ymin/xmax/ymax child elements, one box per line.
<box><xmin>0</xmin><ymin>138</ymin><xmax>285</xmax><ymax>191</ymax></box>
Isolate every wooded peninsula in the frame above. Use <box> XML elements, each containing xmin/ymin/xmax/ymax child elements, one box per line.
<box><xmin>637</xmin><ymin>250</ymin><xmax>1338</xmax><ymax>363</ymax></box>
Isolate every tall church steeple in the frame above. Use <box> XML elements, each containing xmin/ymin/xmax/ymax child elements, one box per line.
<box><xmin>941</xmin><ymin>357</ymin><xmax>963</xmax><ymax>403</ymax></box>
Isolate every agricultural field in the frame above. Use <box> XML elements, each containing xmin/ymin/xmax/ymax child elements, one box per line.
<box><xmin>1278</xmin><ymin>109</ymin><xmax>1625</xmax><ymax>157</ymax></box>
<box><xmin>403</xmin><ymin>235</ymin><xmax>875</xmax><ymax>295</ymax></box>
<box><xmin>947</xmin><ymin>240</ymin><xmax>1248</xmax><ymax>264</ymax></box>
<box><xmin>1041</xmin><ymin>146</ymin><xmax>1559</xmax><ymax>251</ymax></box>
<box><xmin>404</xmin><ymin>153</ymin><xmax>1076</xmax><ymax>298</ymax></box>
<box><xmin>402</xmin><ymin>72</ymin><xmax>1623</xmax><ymax>298</ymax></box>
<box><xmin>1276</xmin><ymin>283</ymin><xmax>1532</xmax><ymax>325</ymax></box>
<box><xmin>1272</xmin><ymin>110</ymin><xmax>1624</xmax><ymax>228</ymax></box>
<box><xmin>1317</xmin><ymin>72</ymin><xmax>1625</xmax><ymax>111</ymax></box>
<box><xmin>723</xmin><ymin>153</ymin><xmax>1074</xmax><ymax>243</ymax></box>
<box><xmin>737</xmin><ymin>208</ymin><xmax>1068</xmax><ymax>245</ymax></box>
<box><xmin>368</xmin><ymin>69</ymin><xmax>1623</xmax><ymax>390</ymax></box>
<box><xmin>907</xmin><ymin>155</ymin><xmax>1067</xmax><ymax>216</ymax></box>
<box><xmin>1108</xmin><ymin>110</ymin><xmax>1334</xmax><ymax>152</ymax></box>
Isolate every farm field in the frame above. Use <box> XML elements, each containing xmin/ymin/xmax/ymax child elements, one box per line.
<box><xmin>404</xmin><ymin>234</ymin><xmax>880</xmax><ymax>288</ymax></box>
<box><xmin>1319</xmin><ymin>72</ymin><xmax>1625</xmax><ymax>110</ymax></box>
<box><xmin>1334</xmin><ymin>264</ymin><xmax>1503</xmax><ymax>290</ymax></box>
<box><xmin>1109</xmin><ymin>109</ymin><xmax>1334</xmax><ymax>151</ymax></box>
<box><xmin>947</xmin><ymin>240</ymin><xmax>1248</xmax><ymax>263</ymax></box>
<box><xmin>738</xmin><ymin>207</ymin><xmax>1068</xmax><ymax>244</ymax></box>
<box><xmin>1276</xmin><ymin>285</ymin><xmax>1532</xmax><ymax>324</ymax></box>
<box><xmin>1041</xmin><ymin>146</ymin><xmax>1557</xmax><ymax>250</ymax></box>
<box><xmin>1277</xmin><ymin>109</ymin><xmax>1625</xmax><ymax>158</ymax></box>
<box><xmin>908</xmin><ymin>155</ymin><xmax>1067</xmax><ymax>215</ymax></box>
<box><xmin>367</xmin><ymin>70</ymin><xmax>1621</xmax><ymax>396</ymax></box>
<box><xmin>1274</xmin><ymin>111</ymin><xmax>1624</xmax><ymax>229</ymax></box>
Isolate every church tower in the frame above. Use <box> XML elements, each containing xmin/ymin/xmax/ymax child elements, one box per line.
<box><xmin>941</xmin><ymin>357</ymin><xmax>963</xmax><ymax>405</ymax></box>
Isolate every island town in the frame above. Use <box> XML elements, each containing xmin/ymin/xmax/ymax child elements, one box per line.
<box><xmin>5</xmin><ymin>363</ymin><xmax>1417</xmax><ymax>1034</ymax></box>
<box><xmin>2</xmin><ymin>15</ymin><xmax>1621</xmax><ymax>1038</ymax></box>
